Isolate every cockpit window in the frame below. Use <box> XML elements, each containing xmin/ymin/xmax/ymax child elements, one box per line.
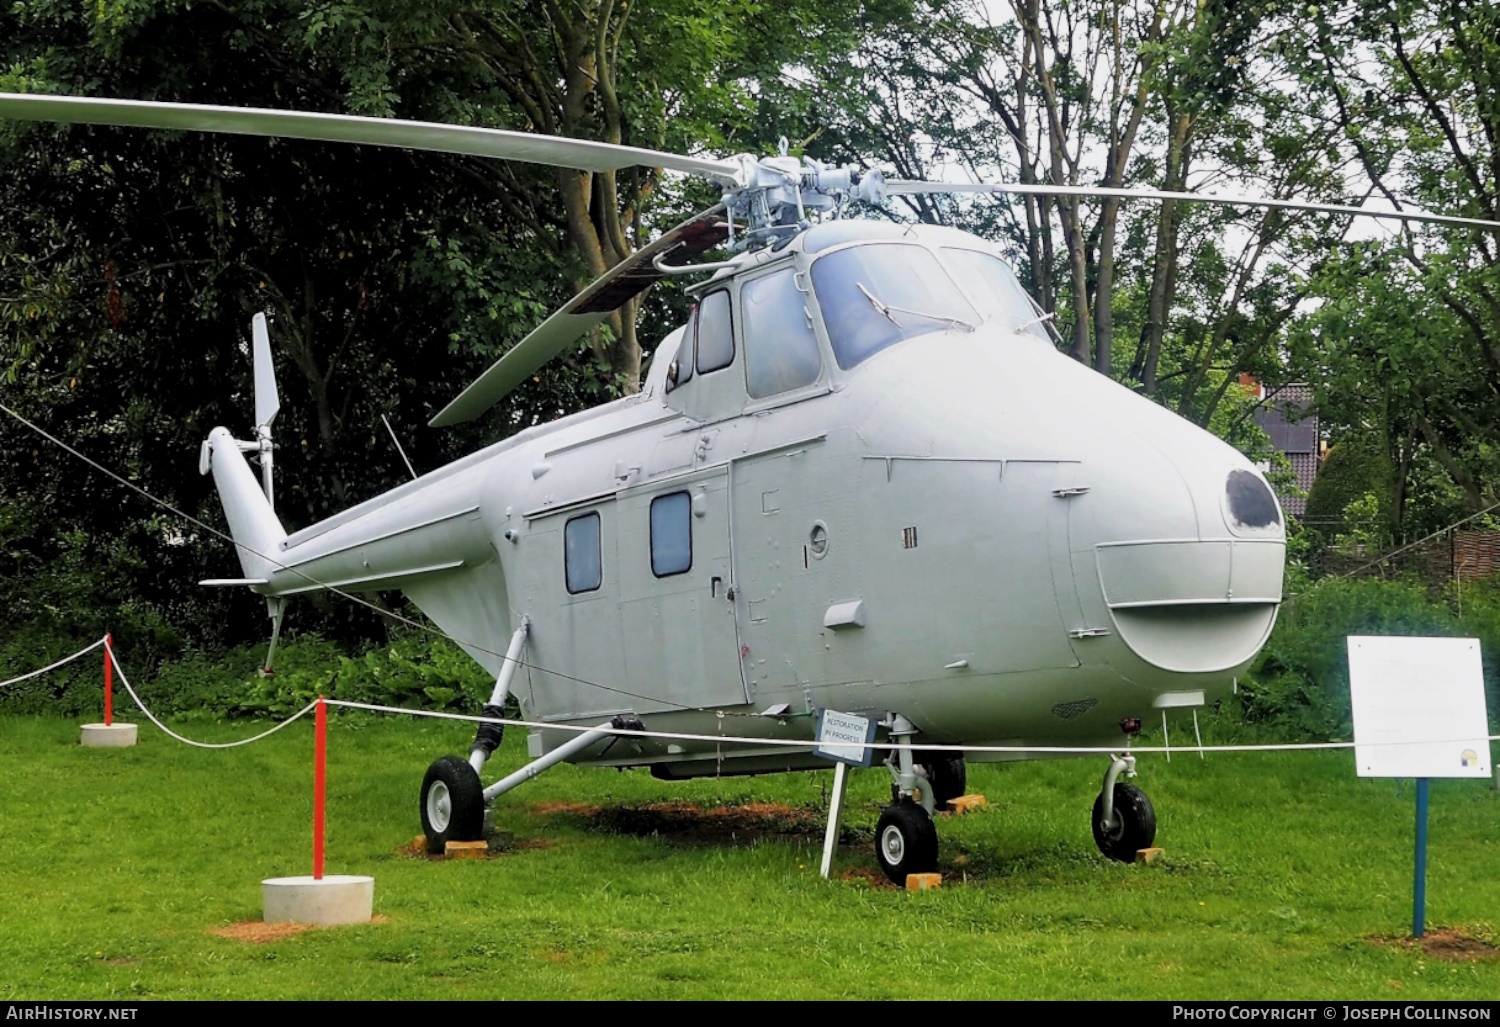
<box><xmin>811</xmin><ymin>244</ymin><xmax>979</xmax><ymax>370</ymax></box>
<box><xmin>696</xmin><ymin>290</ymin><xmax>734</xmax><ymax>374</ymax></box>
<box><xmin>941</xmin><ymin>248</ymin><xmax>1054</xmax><ymax>342</ymax></box>
<box><xmin>742</xmin><ymin>267</ymin><xmax>822</xmax><ymax>398</ymax></box>
<box><xmin>665</xmin><ymin>320</ymin><xmax>693</xmax><ymax>394</ymax></box>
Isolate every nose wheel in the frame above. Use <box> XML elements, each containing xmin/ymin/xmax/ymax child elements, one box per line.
<box><xmin>1092</xmin><ymin>755</ymin><xmax>1156</xmax><ymax>862</ymax></box>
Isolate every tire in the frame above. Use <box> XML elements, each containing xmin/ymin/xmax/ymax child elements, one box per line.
<box><xmin>874</xmin><ymin>800</ymin><xmax>939</xmax><ymax>885</ymax></box>
<box><xmin>1091</xmin><ymin>782</ymin><xmax>1156</xmax><ymax>862</ymax></box>
<box><xmin>915</xmin><ymin>753</ymin><xmax>967</xmax><ymax>807</ymax></box>
<box><xmin>420</xmin><ymin>755</ymin><xmax>485</xmax><ymax>855</ymax></box>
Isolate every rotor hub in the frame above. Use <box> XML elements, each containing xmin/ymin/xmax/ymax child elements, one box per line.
<box><xmin>721</xmin><ymin>155</ymin><xmax>885</xmax><ymax>251</ymax></box>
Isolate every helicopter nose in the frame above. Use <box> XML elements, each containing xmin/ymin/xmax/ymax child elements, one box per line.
<box><xmin>1083</xmin><ymin>432</ymin><xmax>1285</xmax><ymax>676</ymax></box>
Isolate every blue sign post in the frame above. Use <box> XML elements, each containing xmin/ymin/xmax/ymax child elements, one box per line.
<box><xmin>1412</xmin><ymin>777</ymin><xmax>1430</xmax><ymax>939</ymax></box>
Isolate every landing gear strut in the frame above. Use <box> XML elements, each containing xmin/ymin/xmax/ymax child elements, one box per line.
<box><xmin>418</xmin><ymin>620</ymin><xmax>530</xmax><ymax>854</ymax></box>
<box><xmin>914</xmin><ymin>750</ymin><xmax>967</xmax><ymax>811</ymax></box>
<box><xmin>1092</xmin><ymin>754</ymin><xmax>1156</xmax><ymax>861</ymax></box>
<box><xmin>874</xmin><ymin>714</ymin><xmax>940</xmax><ymax>884</ymax></box>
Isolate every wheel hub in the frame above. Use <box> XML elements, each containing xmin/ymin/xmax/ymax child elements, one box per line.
<box><xmin>427</xmin><ymin>780</ymin><xmax>452</xmax><ymax>832</ymax></box>
<box><xmin>881</xmin><ymin>824</ymin><xmax>906</xmax><ymax>865</ymax></box>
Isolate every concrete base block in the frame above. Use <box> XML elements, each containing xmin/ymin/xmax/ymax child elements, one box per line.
<box><xmin>262</xmin><ymin>875</ymin><xmax>374</xmax><ymax>926</ymax></box>
<box><xmin>445</xmin><ymin>840</ymin><xmax>488</xmax><ymax>859</ymax></box>
<box><xmin>1135</xmin><ymin>847</ymin><xmax>1166</xmax><ymax>865</ymax></box>
<box><xmin>906</xmin><ymin>873</ymin><xmax>942</xmax><ymax>891</ymax></box>
<box><xmin>81</xmin><ymin>723</ymin><xmax>138</xmax><ymax>748</ymax></box>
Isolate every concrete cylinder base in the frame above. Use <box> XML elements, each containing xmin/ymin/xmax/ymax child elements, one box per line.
<box><xmin>80</xmin><ymin>723</ymin><xmax>138</xmax><ymax>748</ymax></box>
<box><xmin>262</xmin><ymin>875</ymin><xmax>374</xmax><ymax>926</ymax></box>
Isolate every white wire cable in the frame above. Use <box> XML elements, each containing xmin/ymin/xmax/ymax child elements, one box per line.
<box><xmin>0</xmin><ymin>399</ymin><xmax>708</xmax><ymax>714</ymax></box>
<box><xmin>106</xmin><ymin>640</ymin><xmax>318</xmax><ymax>749</ymax></box>
<box><xmin>323</xmin><ymin>698</ymin><xmax>1500</xmax><ymax>757</ymax></box>
<box><xmin>3</xmin><ymin>637</ymin><xmax>1480</xmax><ymax>758</ymax></box>
<box><xmin>0</xmin><ymin>636</ymin><xmax>106</xmax><ymax>688</ymax></box>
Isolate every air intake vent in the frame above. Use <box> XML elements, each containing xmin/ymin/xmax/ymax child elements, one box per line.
<box><xmin>1050</xmin><ymin>698</ymin><xmax>1098</xmax><ymax>720</ymax></box>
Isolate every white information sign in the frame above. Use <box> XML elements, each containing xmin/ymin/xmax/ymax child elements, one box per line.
<box><xmin>1347</xmin><ymin>636</ymin><xmax>1491</xmax><ymax>779</ymax></box>
<box><xmin>813</xmin><ymin>709</ymin><xmax>876</xmax><ymax>767</ymax></box>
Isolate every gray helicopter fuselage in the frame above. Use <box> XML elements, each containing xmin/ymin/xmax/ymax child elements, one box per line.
<box><xmin>205</xmin><ymin>221</ymin><xmax>1284</xmax><ymax>775</ymax></box>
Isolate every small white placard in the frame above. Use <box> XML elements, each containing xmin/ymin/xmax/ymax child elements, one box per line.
<box><xmin>1348</xmin><ymin>636</ymin><xmax>1491</xmax><ymax>779</ymax></box>
<box><xmin>814</xmin><ymin>709</ymin><xmax>876</xmax><ymax>767</ymax></box>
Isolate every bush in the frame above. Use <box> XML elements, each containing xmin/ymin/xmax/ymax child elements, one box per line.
<box><xmin>1243</xmin><ymin>576</ymin><xmax>1500</xmax><ymax>739</ymax></box>
<box><xmin>227</xmin><ymin>632</ymin><xmax>493</xmax><ymax>719</ymax></box>
<box><xmin>0</xmin><ymin>626</ymin><xmax>495</xmax><ymax>722</ymax></box>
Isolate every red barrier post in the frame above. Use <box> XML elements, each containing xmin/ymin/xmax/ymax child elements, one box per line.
<box><xmin>313</xmin><ymin>696</ymin><xmax>326</xmax><ymax>880</ymax></box>
<box><xmin>103</xmin><ymin>633</ymin><xmax>113</xmax><ymax>727</ymax></box>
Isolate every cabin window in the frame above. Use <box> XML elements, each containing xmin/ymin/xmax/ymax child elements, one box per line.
<box><xmin>650</xmin><ymin>491</ymin><xmax>692</xmax><ymax>577</ymax></box>
<box><xmin>742</xmin><ymin>267</ymin><xmax>822</xmax><ymax>398</ymax></box>
<box><xmin>564</xmin><ymin>512</ymin><xmax>602</xmax><ymax>594</ymax></box>
<box><xmin>696</xmin><ymin>290</ymin><xmax>734</xmax><ymax>374</ymax></box>
<box><xmin>811</xmin><ymin>243</ymin><xmax>978</xmax><ymax>370</ymax></box>
<box><xmin>941</xmin><ymin>248</ymin><xmax>1054</xmax><ymax>342</ymax></box>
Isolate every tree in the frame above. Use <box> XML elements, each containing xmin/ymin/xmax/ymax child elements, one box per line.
<box><xmin>1289</xmin><ymin>0</ymin><xmax>1500</xmax><ymax>526</ymax></box>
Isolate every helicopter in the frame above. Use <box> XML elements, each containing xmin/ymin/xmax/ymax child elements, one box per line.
<box><xmin>4</xmin><ymin>93</ymin><xmax>1497</xmax><ymax>885</ymax></box>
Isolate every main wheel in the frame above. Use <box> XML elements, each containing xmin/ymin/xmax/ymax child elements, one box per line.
<box><xmin>420</xmin><ymin>755</ymin><xmax>485</xmax><ymax>855</ymax></box>
<box><xmin>874</xmin><ymin>800</ymin><xmax>939</xmax><ymax>885</ymax></box>
<box><xmin>915</xmin><ymin>752</ymin><xmax>967</xmax><ymax>807</ymax></box>
<box><xmin>1091</xmin><ymin>782</ymin><xmax>1156</xmax><ymax>862</ymax></box>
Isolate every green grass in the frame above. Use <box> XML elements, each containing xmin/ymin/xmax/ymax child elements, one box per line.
<box><xmin>2</xmin><ymin>713</ymin><xmax>1498</xmax><ymax>1000</ymax></box>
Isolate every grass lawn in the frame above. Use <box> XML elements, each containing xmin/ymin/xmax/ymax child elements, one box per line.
<box><xmin>1</xmin><ymin>712</ymin><xmax>1497</xmax><ymax>1000</ymax></box>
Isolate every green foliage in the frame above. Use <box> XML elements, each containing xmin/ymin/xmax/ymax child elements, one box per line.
<box><xmin>1242</xmin><ymin>576</ymin><xmax>1500</xmax><ymax>739</ymax></box>
<box><xmin>1332</xmin><ymin>492</ymin><xmax>1384</xmax><ymax>554</ymax></box>
<box><xmin>0</xmin><ymin>628</ymin><xmax>493</xmax><ymax>721</ymax></box>
<box><xmin>229</xmin><ymin>633</ymin><xmax>492</xmax><ymax>718</ymax></box>
<box><xmin>1304</xmin><ymin>433</ymin><xmax>1391</xmax><ymax>538</ymax></box>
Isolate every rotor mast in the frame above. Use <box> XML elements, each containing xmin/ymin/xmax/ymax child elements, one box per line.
<box><xmin>719</xmin><ymin>141</ymin><xmax>888</xmax><ymax>251</ymax></box>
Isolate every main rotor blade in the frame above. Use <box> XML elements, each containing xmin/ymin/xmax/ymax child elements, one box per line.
<box><xmin>429</xmin><ymin>204</ymin><xmax>730</xmax><ymax>428</ymax></box>
<box><xmin>886</xmin><ymin>180</ymin><xmax>1500</xmax><ymax>232</ymax></box>
<box><xmin>0</xmin><ymin>93</ymin><xmax>743</xmax><ymax>185</ymax></box>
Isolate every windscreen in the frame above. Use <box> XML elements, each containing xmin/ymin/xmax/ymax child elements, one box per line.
<box><xmin>941</xmin><ymin>248</ymin><xmax>1054</xmax><ymax>342</ymax></box>
<box><xmin>810</xmin><ymin>244</ymin><xmax>979</xmax><ymax>370</ymax></box>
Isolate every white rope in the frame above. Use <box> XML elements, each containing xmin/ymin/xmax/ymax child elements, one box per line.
<box><xmin>0</xmin><ymin>636</ymin><xmax>106</xmax><ymax>688</ymax></box>
<box><xmin>106</xmin><ymin>639</ymin><xmax>318</xmax><ymax>749</ymax></box>
<box><xmin>323</xmin><ymin>698</ymin><xmax>1500</xmax><ymax>757</ymax></box>
<box><xmin>0</xmin><ymin>626</ymin><xmax>1481</xmax><ymax>760</ymax></box>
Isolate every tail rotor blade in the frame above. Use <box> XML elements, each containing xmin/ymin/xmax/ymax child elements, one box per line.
<box><xmin>252</xmin><ymin>313</ymin><xmax>280</xmax><ymax>430</ymax></box>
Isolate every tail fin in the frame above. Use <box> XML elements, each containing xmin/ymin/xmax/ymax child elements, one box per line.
<box><xmin>199</xmin><ymin>313</ymin><xmax>287</xmax><ymax>585</ymax></box>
